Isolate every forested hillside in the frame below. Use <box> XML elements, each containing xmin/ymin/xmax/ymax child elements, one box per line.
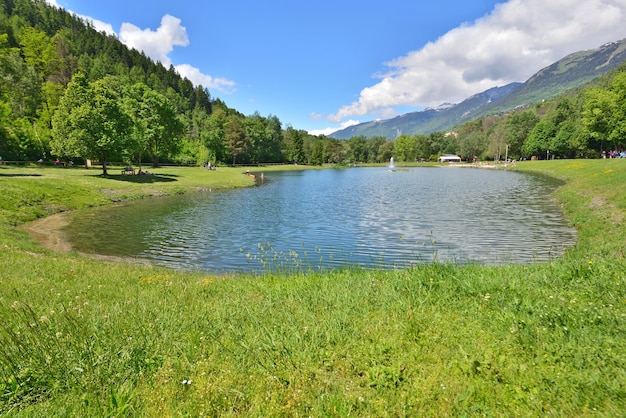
<box><xmin>0</xmin><ymin>0</ymin><xmax>323</xmax><ymax>168</ymax></box>
<box><xmin>1</xmin><ymin>0</ymin><xmax>625</xmax><ymax>168</ymax></box>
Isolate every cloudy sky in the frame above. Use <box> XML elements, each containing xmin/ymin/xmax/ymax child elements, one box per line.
<box><xmin>45</xmin><ymin>0</ymin><xmax>626</xmax><ymax>135</ymax></box>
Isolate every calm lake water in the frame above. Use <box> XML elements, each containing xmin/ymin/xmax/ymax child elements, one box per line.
<box><xmin>65</xmin><ymin>167</ymin><xmax>577</xmax><ymax>273</ymax></box>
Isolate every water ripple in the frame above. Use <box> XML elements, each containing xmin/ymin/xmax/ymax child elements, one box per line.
<box><xmin>65</xmin><ymin>167</ymin><xmax>576</xmax><ymax>272</ymax></box>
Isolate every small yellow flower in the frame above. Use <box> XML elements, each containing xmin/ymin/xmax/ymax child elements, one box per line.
<box><xmin>588</xmin><ymin>260</ymin><xmax>593</xmax><ymax>265</ymax></box>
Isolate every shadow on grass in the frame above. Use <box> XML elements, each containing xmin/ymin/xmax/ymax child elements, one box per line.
<box><xmin>0</xmin><ymin>173</ymin><xmax>43</xmax><ymax>177</ymax></box>
<box><xmin>105</xmin><ymin>174</ymin><xmax>178</xmax><ymax>183</ymax></box>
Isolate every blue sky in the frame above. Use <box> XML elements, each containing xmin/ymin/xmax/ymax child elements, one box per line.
<box><xmin>46</xmin><ymin>0</ymin><xmax>626</xmax><ymax>135</ymax></box>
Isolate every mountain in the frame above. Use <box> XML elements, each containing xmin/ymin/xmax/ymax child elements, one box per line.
<box><xmin>330</xmin><ymin>38</ymin><xmax>626</xmax><ymax>139</ymax></box>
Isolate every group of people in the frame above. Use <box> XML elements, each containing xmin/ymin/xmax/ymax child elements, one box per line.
<box><xmin>602</xmin><ymin>150</ymin><xmax>626</xmax><ymax>159</ymax></box>
<box><xmin>203</xmin><ymin>161</ymin><xmax>216</xmax><ymax>170</ymax></box>
<box><xmin>122</xmin><ymin>166</ymin><xmax>151</xmax><ymax>175</ymax></box>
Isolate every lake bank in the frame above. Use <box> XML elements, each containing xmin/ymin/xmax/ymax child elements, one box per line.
<box><xmin>1</xmin><ymin>161</ymin><xmax>625</xmax><ymax>416</ymax></box>
<box><xmin>18</xmin><ymin>164</ymin><xmax>576</xmax><ymax>271</ymax></box>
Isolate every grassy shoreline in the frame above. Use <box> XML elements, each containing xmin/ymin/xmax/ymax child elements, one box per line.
<box><xmin>1</xmin><ymin>161</ymin><xmax>625</xmax><ymax>416</ymax></box>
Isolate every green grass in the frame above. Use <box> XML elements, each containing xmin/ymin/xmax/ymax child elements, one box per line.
<box><xmin>0</xmin><ymin>161</ymin><xmax>625</xmax><ymax>416</ymax></box>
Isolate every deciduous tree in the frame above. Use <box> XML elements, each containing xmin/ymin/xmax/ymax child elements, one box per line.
<box><xmin>124</xmin><ymin>82</ymin><xmax>184</xmax><ymax>167</ymax></box>
<box><xmin>51</xmin><ymin>73</ymin><xmax>132</xmax><ymax>174</ymax></box>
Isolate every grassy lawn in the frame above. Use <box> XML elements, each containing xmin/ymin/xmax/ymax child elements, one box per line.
<box><xmin>0</xmin><ymin>161</ymin><xmax>624</xmax><ymax>416</ymax></box>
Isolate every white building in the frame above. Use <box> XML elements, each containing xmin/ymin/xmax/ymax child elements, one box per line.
<box><xmin>438</xmin><ymin>154</ymin><xmax>461</xmax><ymax>163</ymax></box>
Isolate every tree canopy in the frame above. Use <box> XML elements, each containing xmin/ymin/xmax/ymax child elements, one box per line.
<box><xmin>51</xmin><ymin>73</ymin><xmax>132</xmax><ymax>174</ymax></box>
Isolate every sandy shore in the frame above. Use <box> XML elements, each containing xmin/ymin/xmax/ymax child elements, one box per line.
<box><xmin>19</xmin><ymin>212</ymin><xmax>73</xmax><ymax>253</ymax></box>
<box><xmin>20</xmin><ymin>212</ymin><xmax>152</xmax><ymax>265</ymax></box>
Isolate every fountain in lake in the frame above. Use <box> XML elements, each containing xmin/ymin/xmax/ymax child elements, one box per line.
<box><xmin>389</xmin><ymin>157</ymin><xmax>395</xmax><ymax>169</ymax></box>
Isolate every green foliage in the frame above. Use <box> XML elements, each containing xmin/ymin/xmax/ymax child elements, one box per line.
<box><xmin>283</xmin><ymin>126</ymin><xmax>307</xmax><ymax>164</ymax></box>
<box><xmin>393</xmin><ymin>135</ymin><xmax>417</xmax><ymax>162</ymax></box>
<box><xmin>583</xmin><ymin>71</ymin><xmax>626</xmax><ymax>147</ymax></box>
<box><xmin>346</xmin><ymin>135</ymin><xmax>368</xmax><ymax>163</ymax></box>
<box><xmin>522</xmin><ymin>120</ymin><xmax>555</xmax><ymax>157</ymax></box>
<box><xmin>123</xmin><ymin>82</ymin><xmax>184</xmax><ymax>167</ymax></box>
<box><xmin>225</xmin><ymin>113</ymin><xmax>248</xmax><ymax>165</ymax></box>
<box><xmin>51</xmin><ymin>73</ymin><xmax>132</xmax><ymax>174</ymax></box>
<box><xmin>504</xmin><ymin>110</ymin><xmax>539</xmax><ymax>158</ymax></box>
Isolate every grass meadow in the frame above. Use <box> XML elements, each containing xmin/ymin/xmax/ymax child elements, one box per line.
<box><xmin>0</xmin><ymin>161</ymin><xmax>625</xmax><ymax>416</ymax></box>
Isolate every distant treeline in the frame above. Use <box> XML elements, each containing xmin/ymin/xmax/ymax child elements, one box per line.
<box><xmin>1</xmin><ymin>0</ymin><xmax>625</xmax><ymax>169</ymax></box>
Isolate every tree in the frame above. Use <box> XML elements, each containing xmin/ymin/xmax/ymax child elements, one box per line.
<box><xmin>1</xmin><ymin>50</ymin><xmax>41</xmax><ymax>119</ymax></box>
<box><xmin>284</xmin><ymin>126</ymin><xmax>306</xmax><ymax>164</ymax></box>
<box><xmin>460</xmin><ymin>131</ymin><xmax>488</xmax><ymax>161</ymax></box>
<box><xmin>309</xmin><ymin>137</ymin><xmax>324</xmax><ymax>165</ymax></box>
<box><xmin>263</xmin><ymin>115</ymin><xmax>284</xmax><ymax>162</ymax></box>
<box><xmin>124</xmin><ymin>82</ymin><xmax>184</xmax><ymax>167</ymax></box>
<box><xmin>244</xmin><ymin>112</ymin><xmax>283</xmax><ymax>163</ymax></box>
<box><xmin>583</xmin><ymin>72</ymin><xmax>626</xmax><ymax>150</ymax></box>
<box><xmin>377</xmin><ymin>138</ymin><xmax>394</xmax><ymax>163</ymax></box>
<box><xmin>522</xmin><ymin>120</ymin><xmax>556</xmax><ymax>158</ymax></box>
<box><xmin>202</xmin><ymin>107</ymin><xmax>228</xmax><ymax>163</ymax></box>
<box><xmin>51</xmin><ymin>73</ymin><xmax>132</xmax><ymax>174</ymax></box>
<box><xmin>18</xmin><ymin>26</ymin><xmax>57</xmax><ymax>81</ymax></box>
<box><xmin>504</xmin><ymin>110</ymin><xmax>539</xmax><ymax>159</ymax></box>
<box><xmin>347</xmin><ymin>135</ymin><xmax>367</xmax><ymax>163</ymax></box>
<box><xmin>322</xmin><ymin>137</ymin><xmax>346</xmax><ymax>164</ymax></box>
<box><xmin>393</xmin><ymin>135</ymin><xmax>417</xmax><ymax>162</ymax></box>
<box><xmin>366</xmin><ymin>136</ymin><xmax>386</xmax><ymax>163</ymax></box>
<box><xmin>225</xmin><ymin>114</ymin><xmax>248</xmax><ymax>165</ymax></box>
<box><xmin>427</xmin><ymin>131</ymin><xmax>452</xmax><ymax>158</ymax></box>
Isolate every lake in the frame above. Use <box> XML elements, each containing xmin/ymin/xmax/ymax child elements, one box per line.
<box><xmin>64</xmin><ymin>167</ymin><xmax>577</xmax><ymax>273</ymax></box>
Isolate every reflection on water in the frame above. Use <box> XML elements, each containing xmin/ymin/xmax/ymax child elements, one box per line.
<box><xmin>65</xmin><ymin>167</ymin><xmax>577</xmax><ymax>273</ymax></box>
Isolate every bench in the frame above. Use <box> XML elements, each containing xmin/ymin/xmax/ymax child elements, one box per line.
<box><xmin>122</xmin><ymin>166</ymin><xmax>135</xmax><ymax>175</ymax></box>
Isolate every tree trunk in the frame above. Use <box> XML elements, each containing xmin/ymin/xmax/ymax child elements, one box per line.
<box><xmin>102</xmin><ymin>157</ymin><xmax>108</xmax><ymax>175</ymax></box>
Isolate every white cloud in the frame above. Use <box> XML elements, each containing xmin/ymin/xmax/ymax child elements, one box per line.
<box><xmin>308</xmin><ymin>119</ymin><xmax>360</xmax><ymax>137</ymax></box>
<box><xmin>119</xmin><ymin>14</ymin><xmax>189</xmax><ymax>67</ymax></box>
<box><xmin>175</xmin><ymin>64</ymin><xmax>236</xmax><ymax>93</ymax></box>
<box><xmin>85</xmin><ymin>18</ymin><xmax>116</xmax><ymax>36</ymax></box>
<box><xmin>117</xmin><ymin>15</ymin><xmax>236</xmax><ymax>93</ymax></box>
<box><xmin>44</xmin><ymin>0</ymin><xmax>115</xmax><ymax>35</ymax></box>
<box><xmin>331</xmin><ymin>0</ymin><xmax>626</xmax><ymax>123</ymax></box>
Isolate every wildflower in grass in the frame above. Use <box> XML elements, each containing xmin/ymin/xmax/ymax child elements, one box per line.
<box><xmin>39</xmin><ymin>315</ymin><xmax>47</xmax><ymax>322</ymax></box>
<box><xmin>588</xmin><ymin>260</ymin><xmax>593</xmax><ymax>265</ymax></box>
<box><xmin>182</xmin><ymin>379</ymin><xmax>192</xmax><ymax>385</ymax></box>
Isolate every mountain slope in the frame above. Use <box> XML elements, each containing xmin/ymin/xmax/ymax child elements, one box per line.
<box><xmin>330</xmin><ymin>38</ymin><xmax>626</xmax><ymax>139</ymax></box>
<box><xmin>477</xmin><ymin>39</ymin><xmax>626</xmax><ymax>115</ymax></box>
